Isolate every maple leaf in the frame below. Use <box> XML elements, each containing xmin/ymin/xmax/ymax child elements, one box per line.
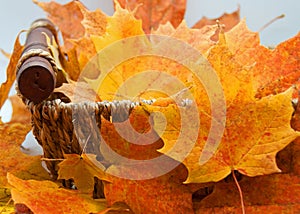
<box><xmin>99</xmin><ymin>106</ymin><xmax>163</xmax><ymax>162</ymax></box>
<box><xmin>146</xmin><ymin>88</ymin><xmax>300</xmax><ymax>183</ymax></box>
<box><xmin>0</xmin><ymin>35</ymin><xmax>23</xmax><ymax>111</ymax></box>
<box><xmin>68</xmin><ymin>1</ymin><xmax>107</xmax><ymax>73</ymax></box>
<box><xmin>224</xmin><ymin>20</ymin><xmax>300</xmax><ymax>98</ymax></box>
<box><xmin>164</xmin><ymin>34</ymin><xmax>300</xmax><ymax>183</ymax></box>
<box><xmin>104</xmin><ymin>163</ymin><xmax>193</xmax><ymax>214</ymax></box>
<box><xmin>7</xmin><ymin>173</ymin><xmax>107</xmax><ymax>214</ymax></box>
<box><xmin>57</xmin><ymin>153</ymin><xmax>110</xmax><ymax>194</ymax></box>
<box><xmin>115</xmin><ymin>0</ymin><xmax>187</xmax><ymax>33</ymax></box>
<box><xmin>0</xmin><ymin>123</ymin><xmax>50</xmax><ymax>188</ymax></box>
<box><xmin>91</xmin><ymin>29</ymin><xmax>298</xmax><ymax>184</ymax></box>
<box><xmin>254</xmin><ymin>33</ymin><xmax>300</xmax><ymax>97</ymax></box>
<box><xmin>76</xmin><ymin>1</ymin><xmax>107</xmax><ymax>37</ymax></box>
<box><xmin>92</xmin><ymin>2</ymin><xmax>145</xmax><ymax>53</ymax></box>
<box><xmin>34</xmin><ymin>0</ymin><xmax>85</xmax><ymax>44</ymax></box>
<box><xmin>98</xmin><ymin>98</ymin><xmax>195</xmax><ymax>211</ymax></box>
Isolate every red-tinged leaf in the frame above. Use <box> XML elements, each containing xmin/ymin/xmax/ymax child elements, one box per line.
<box><xmin>0</xmin><ymin>123</ymin><xmax>50</xmax><ymax>188</ymax></box>
<box><xmin>193</xmin><ymin>7</ymin><xmax>240</xmax><ymax>41</ymax></box>
<box><xmin>254</xmin><ymin>33</ymin><xmax>300</xmax><ymax>97</ymax></box>
<box><xmin>76</xmin><ymin>1</ymin><xmax>107</xmax><ymax>37</ymax></box>
<box><xmin>98</xmin><ymin>103</ymin><xmax>194</xmax><ymax>212</ymax></box>
<box><xmin>116</xmin><ymin>0</ymin><xmax>187</xmax><ymax>33</ymax></box>
<box><xmin>100</xmin><ymin>106</ymin><xmax>163</xmax><ymax>161</ymax></box>
<box><xmin>7</xmin><ymin>173</ymin><xmax>107</xmax><ymax>214</ymax></box>
<box><xmin>104</xmin><ymin>163</ymin><xmax>193</xmax><ymax>214</ymax></box>
<box><xmin>224</xmin><ymin>20</ymin><xmax>300</xmax><ymax>97</ymax></box>
<box><xmin>34</xmin><ymin>0</ymin><xmax>84</xmax><ymax>42</ymax></box>
<box><xmin>58</xmin><ymin>154</ymin><xmax>110</xmax><ymax>194</ymax></box>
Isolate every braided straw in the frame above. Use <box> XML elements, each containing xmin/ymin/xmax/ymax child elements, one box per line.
<box><xmin>16</xmin><ymin>48</ymin><xmax>59</xmax><ymax>75</ymax></box>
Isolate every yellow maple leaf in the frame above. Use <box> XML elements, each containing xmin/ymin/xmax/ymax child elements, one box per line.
<box><xmin>58</xmin><ymin>154</ymin><xmax>110</xmax><ymax>194</ymax></box>
<box><xmin>91</xmin><ymin>2</ymin><xmax>145</xmax><ymax>52</ymax></box>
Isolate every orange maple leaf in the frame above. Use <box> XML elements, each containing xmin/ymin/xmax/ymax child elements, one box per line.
<box><xmin>224</xmin><ymin>20</ymin><xmax>300</xmax><ymax>97</ymax></box>
<box><xmin>34</xmin><ymin>0</ymin><xmax>85</xmax><ymax>43</ymax></box>
<box><xmin>0</xmin><ymin>35</ymin><xmax>23</xmax><ymax>111</ymax></box>
<box><xmin>0</xmin><ymin>123</ymin><xmax>50</xmax><ymax>188</ymax></box>
<box><xmin>7</xmin><ymin>173</ymin><xmax>107</xmax><ymax>214</ymax></box>
<box><xmin>104</xmin><ymin>163</ymin><xmax>193</xmax><ymax>213</ymax></box>
<box><xmin>116</xmin><ymin>0</ymin><xmax>187</xmax><ymax>34</ymax></box>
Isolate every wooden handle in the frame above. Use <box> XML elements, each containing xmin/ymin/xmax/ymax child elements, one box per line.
<box><xmin>16</xmin><ymin>19</ymin><xmax>58</xmax><ymax>104</ymax></box>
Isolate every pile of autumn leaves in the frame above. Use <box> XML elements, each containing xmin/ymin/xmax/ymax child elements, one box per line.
<box><xmin>1</xmin><ymin>0</ymin><xmax>300</xmax><ymax>213</ymax></box>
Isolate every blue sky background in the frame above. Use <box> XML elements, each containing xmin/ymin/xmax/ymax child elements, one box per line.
<box><xmin>0</xmin><ymin>0</ymin><xmax>299</xmax><ymax>121</ymax></box>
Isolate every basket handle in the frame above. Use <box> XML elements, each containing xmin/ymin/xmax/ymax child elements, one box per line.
<box><xmin>16</xmin><ymin>19</ymin><xmax>59</xmax><ymax>104</ymax></box>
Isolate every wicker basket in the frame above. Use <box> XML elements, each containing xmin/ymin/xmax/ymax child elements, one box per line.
<box><xmin>23</xmin><ymin>92</ymin><xmax>149</xmax><ymax>198</ymax></box>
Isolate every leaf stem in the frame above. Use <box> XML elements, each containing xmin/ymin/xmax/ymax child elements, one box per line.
<box><xmin>0</xmin><ymin>198</ymin><xmax>12</xmax><ymax>214</ymax></box>
<box><xmin>232</xmin><ymin>170</ymin><xmax>245</xmax><ymax>214</ymax></box>
<box><xmin>258</xmin><ymin>14</ymin><xmax>285</xmax><ymax>32</ymax></box>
